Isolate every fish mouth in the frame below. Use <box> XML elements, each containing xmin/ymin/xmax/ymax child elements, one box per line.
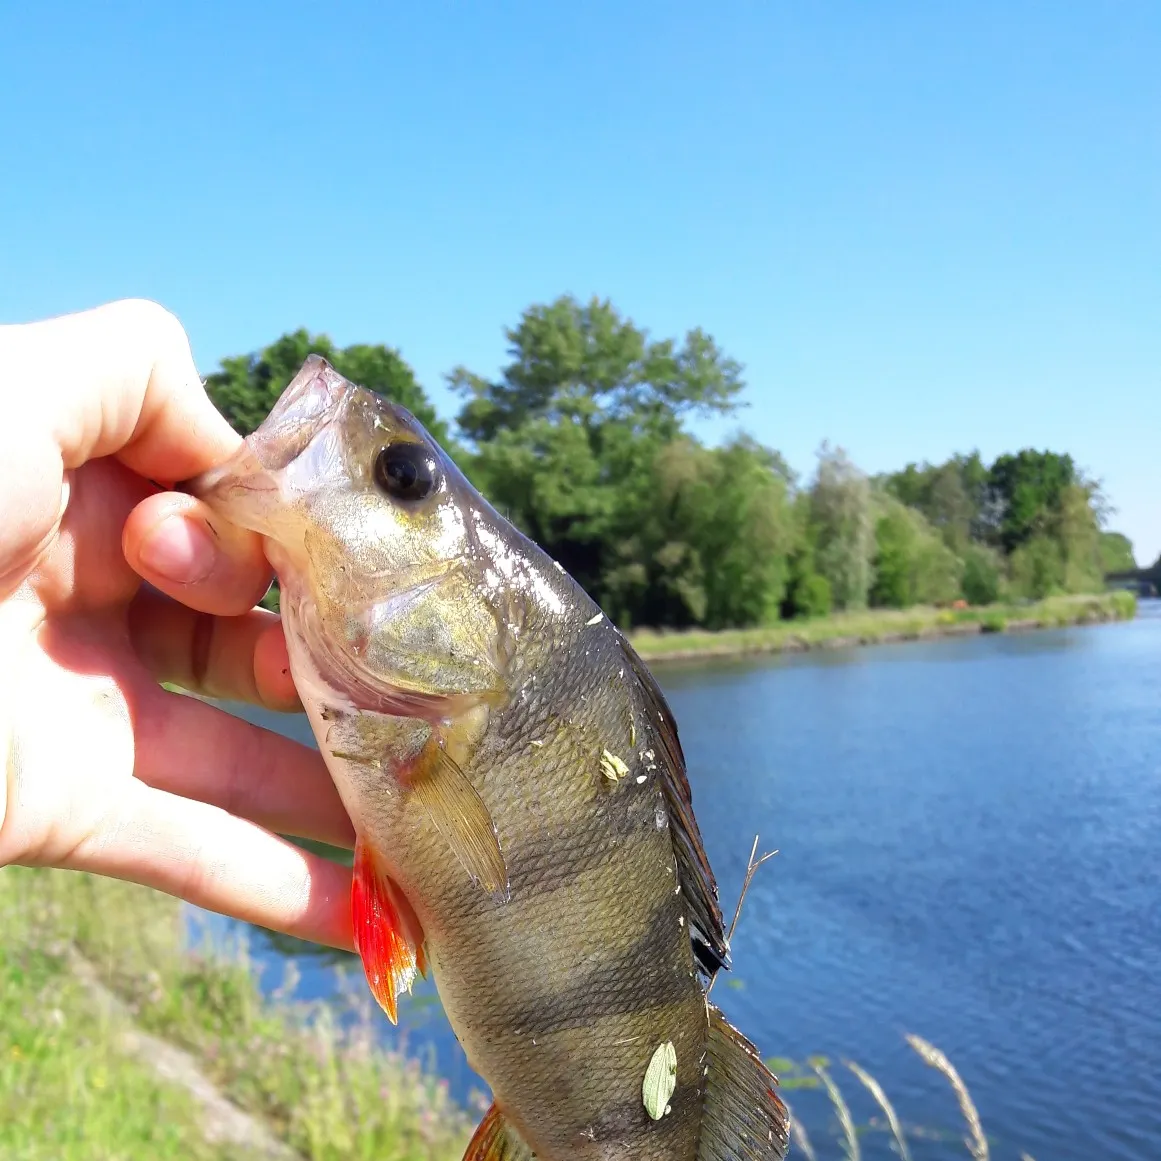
<box><xmin>184</xmin><ymin>354</ymin><xmax>351</xmax><ymax>534</ymax></box>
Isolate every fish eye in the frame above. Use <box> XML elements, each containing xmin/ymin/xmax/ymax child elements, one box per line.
<box><xmin>373</xmin><ymin>442</ymin><xmax>441</xmax><ymax>502</ymax></box>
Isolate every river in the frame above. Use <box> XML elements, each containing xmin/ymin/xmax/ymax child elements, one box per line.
<box><xmin>205</xmin><ymin>601</ymin><xmax>1161</xmax><ymax>1160</ymax></box>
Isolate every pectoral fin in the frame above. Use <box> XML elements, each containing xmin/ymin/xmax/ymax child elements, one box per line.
<box><xmin>409</xmin><ymin>739</ymin><xmax>509</xmax><ymax>898</ymax></box>
<box><xmin>352</xmin><ymin>838</ymin><xmax>426</xmax><ymax>1024</ymax></box>
<box><xmin>463</xmin><ymin>1103</ymin><xmax>535</xmax><ymax>1161</ymax></box>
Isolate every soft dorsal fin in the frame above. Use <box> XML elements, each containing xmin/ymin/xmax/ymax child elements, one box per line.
<box><xmin>620</xmin><ymin>636</ymin><xmax>730</xmax><ymax>977</ymax></box>
<box><xmin>700</xmin><ymin>1006</ymin><xmax>790</xmax><ymax>1161</ymax></box>
<box><xmin>463</xmin><ymin>1103</ymin><xmax>536</xmax><ymax>1161</ymax></box>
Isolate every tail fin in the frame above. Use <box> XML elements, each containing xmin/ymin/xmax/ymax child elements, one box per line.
<box><xmin>699</xmin><ymin>1006</ymin><xmax>790</xmax><ymax>1161</ymax></box>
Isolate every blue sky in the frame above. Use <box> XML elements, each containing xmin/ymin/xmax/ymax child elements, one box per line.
<box><xmin>3</xmin><ymin>2</ymin><xmax>1158</xmax><ymax>561</ymax></box>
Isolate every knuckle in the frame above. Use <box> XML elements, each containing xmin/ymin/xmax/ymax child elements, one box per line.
<box><xmin>111</xmin><ymin>299</ymin><xmax>196</xmax><ymax>372</ymax></box>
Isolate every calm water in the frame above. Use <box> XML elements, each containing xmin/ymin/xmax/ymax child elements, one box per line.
<box><xmin>209</xmin><ymin>602</ymin><xmax>1161</xmax><ymax>1160</ymax></box>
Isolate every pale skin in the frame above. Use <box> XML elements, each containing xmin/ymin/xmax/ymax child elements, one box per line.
<box><xmin>0</xmin><ymin>299</ymin><xmax>355</xmax><ymax>950</ymax></box>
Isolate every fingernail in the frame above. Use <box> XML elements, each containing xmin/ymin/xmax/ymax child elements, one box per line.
<box><xmin>138</xmin><ymin>515</ymin><xmax>218</xmax><ymax>584</ymax></box>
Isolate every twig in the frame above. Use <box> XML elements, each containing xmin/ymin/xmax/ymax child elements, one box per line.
<box><xmin>845</xmin><ymin>1059</ymin><xmax>911</xmax><ymax>1161</ymax></box>
<box><xmin>705</xmin><ymin>834</ymin><xmax>777</xmax><ymax>998</ymax></box>
<box><xmin>905</xmin><ymin>1034</ymin><xmax>988</xmax><ymax>1161</ymax></box>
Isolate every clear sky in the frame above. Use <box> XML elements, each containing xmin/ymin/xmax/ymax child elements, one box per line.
<box><xmin>3</xmin><ymin>2</ymin><xmax>1158</xmax><ymax>561</ymax></box>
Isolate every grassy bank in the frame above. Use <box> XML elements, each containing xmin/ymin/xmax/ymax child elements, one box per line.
<box><xmin>0</xmin><ymin>866</ymin><xmax>470</xmax><ymax>1161</ymax></box>
<box><xmin>630</xmin><ymin>590</ymin><xmax>1137</xmax><ymax>662</ymax></box>
<box><xmin>2</xmin><ymin>865</ymin><xmax>1041</xmax><ymax>1160</ymax></box>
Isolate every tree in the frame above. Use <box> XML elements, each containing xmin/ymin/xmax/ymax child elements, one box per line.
<box><xmin>885</xmin><ymin>452</ymin><xmax>989</xmax><ymax>553</ymax></box>
<box><xmin>870</xmin><ymin>497</ymin><xmax>963</xmax><ymax>608</ymax></box>
<box><xmin>452</xmin><ymin>296</ymin><xmax>743</xmax><ymax>444</ymax></box>
<box><xmin>1056</xmin><ymin>482</ymin><xmax>1104</xmax><ymax>593</ymax></box>
<box><xmin>780</xmin><ymin>493</ymin><xmax>831</xmax><ymax>619</ymax></box>
<box><xmin>450</xmin><ymin>296</ymin><xmax>748</xmax><ymax>620</ymax></box>
<box><xmin>1100</xmin><ymin>532</ymin><xmax>1136</xmax><ymax>573</ymax></box>
<box><xmin>985</xmin><ymin>450</ymin><xmax>1077</xmax><ymax>553</ymax></box>
<box><xmin>636</xmin><ymin>436</ymin><xmax>796</xmax><ymax>628</ymax></box>
<box><xmin>869</xmin><ymin>504</ymin><xmax>913</xmax><ymax>609</ymax></box>
<box><xmin>205</xmin><ymin>329</ymin><xmax>447</xmax><ymax>443</ymax></box>
<box><xmin>1008</xmin><ymin>535</ymin><xmax>1065</xmax><ymax>599</ymax></box>
<box><xmin>960</xmin><ymin>545</ymin><xmax>1004</xmax><ymax>605</ymax></box>
<box><xmin>808</xmin><ymin>444</ymin><xmax>874</xmax><ymax>611</ymax></box>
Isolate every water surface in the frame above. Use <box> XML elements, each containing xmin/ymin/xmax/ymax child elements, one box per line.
<box><xmin>209</xmin><ymin>603</ymin><xmax>1161</xmax><ymax>1159</ymax></box>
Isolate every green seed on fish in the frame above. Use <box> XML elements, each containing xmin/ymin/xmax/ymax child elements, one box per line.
<box><xmin>642</xmin><ymin>1040</ymin><xmax>678</xmax><ymax>1121</ymax></box>
<box><xmin>600</xmin><ymin>749</ymin><xmax>630</xmax><ymax>783</ymax></box>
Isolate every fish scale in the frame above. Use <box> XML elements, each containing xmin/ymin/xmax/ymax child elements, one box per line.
<box><xmin>190</xmin><ymin>354</ymin><xmax>789</xmax><ymax>1161</ymax></box>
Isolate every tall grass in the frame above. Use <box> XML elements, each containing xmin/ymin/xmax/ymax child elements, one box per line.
<box><xmin>772</xmin><ymin>1036</ymin><xmax>1034</xmax><ymax>1161</ymax></box>
<box><xmin>0</xmin><ymin>866</ymin><xmax>470</xmax><ymax>1161</ymax></box>
<box><xmin>3</xmin><ymin>868</ymin><xmax>1048</xmax><ymax>1160</ymax></box>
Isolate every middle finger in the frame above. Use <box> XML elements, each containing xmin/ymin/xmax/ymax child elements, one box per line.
<box><xmin>131</xmin><ymin>678</ymin><xmax>355</xmax><ymax>851</ymax></box>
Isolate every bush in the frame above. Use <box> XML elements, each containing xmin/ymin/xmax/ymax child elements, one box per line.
<box><xmin>1008</xmin><ymin>535</ymin><xmax>1065</xmax><ymax>599</ymax></box>
<box><xmin>961</xmin><ymin>545</ymin><xmax>1004</xmax><ymax>605</ymax></box>
<box><xmin>788</xmin><ymin>572</ymin><xmax>833</xmax><ymax>619</ymax></box>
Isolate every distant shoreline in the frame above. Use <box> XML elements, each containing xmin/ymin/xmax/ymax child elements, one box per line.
<box><xmin>628</xmin><ymin>591</ymin><xmax>1138</xmax><ymax>663</ymax></box>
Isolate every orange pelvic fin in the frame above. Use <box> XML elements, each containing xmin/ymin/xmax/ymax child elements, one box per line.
<box><xmin>352</xmin><ymin>837</ymin><xmax>426</xmax><ymax>1023</ymax></box>
<box><xmin>462</xmin><ymin>1103</ymin><xmax>535</xmax><ymax>1161</ymax></box>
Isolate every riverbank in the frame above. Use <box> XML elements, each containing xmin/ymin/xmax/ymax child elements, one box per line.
<box><xmin>629</xmin><ymin>591</ymin><xmax>1137</xmax><ymax>662</ymax></box>
<box><xmin>0</xmin><ymin>866</ymin><xmax>469</xmax><ymax>1161</ymax></box>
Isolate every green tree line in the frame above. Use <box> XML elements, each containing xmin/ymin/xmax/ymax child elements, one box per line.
<box><xmin>205</xmin><ymin>296</ymin><xmax>1138</xmax><ymax>630</ymax></box>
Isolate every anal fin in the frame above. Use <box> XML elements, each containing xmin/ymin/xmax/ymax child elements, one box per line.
<box><xmin>352</xmin><ymin>838</ymin><xmax>426</xmax><ymax>1024</ymax></box>
<box><xmin>700</xmin><ymin>1006</ymin><xmax>789</xmax><ymax>1161</ymax></box>
<box><xmin>463</xmin><ymin>1103</ymin><xmax>535</xmax><ymax>1161</ymax></box>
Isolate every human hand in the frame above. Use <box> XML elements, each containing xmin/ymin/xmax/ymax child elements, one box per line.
<box><xmin>0</xmin><ymin>300</ymin><xmax>354</xmax><ymax>949</ymax></box>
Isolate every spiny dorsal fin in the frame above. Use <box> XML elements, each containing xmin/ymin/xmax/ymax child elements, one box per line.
<box><xmin>700</xmin><ymin>1006</ymin><xmax>790</xmax><ymax>1161</ymax></box>
<box><xmin>463</xmin><ymin>1103</ymin><xmax>536</xmax><ymax>1161</ymax></box>
<box><xmin>620</xmin><ymin>637</ymin><xmax>730</xmax><ymax>977</ymax></box>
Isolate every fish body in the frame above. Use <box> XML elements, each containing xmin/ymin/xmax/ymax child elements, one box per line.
<box><xmin>193</xmin><ymin>357</ymin><xmax>788</xmax><ymax>1161</ymax></box>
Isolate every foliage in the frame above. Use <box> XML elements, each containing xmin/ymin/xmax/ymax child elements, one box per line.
<box><xmin>625</xmin><ymin>435</ymin><xmax>796</xmax><ymax>629</ymax></box>
<box><xmin>449</xmin><ymin>296</ymin><xmax>755</xmax><ymax>626</ymax></box>
<box><xmin>204</xmin><ymin>298</ymin><xmax>1135</xmax><ymax>633</ymax></box>
<box><xmin>808</xmin><ymin>445</ymin><xmax>874</xmax><ymax>612</ymax></box>
<box><xmin>1100</xmin><ymin>531</ymin><xmax>1136</xmax><ymax>573</ymax></box>
<box><xmin>984</xmin><ymin>449</ymin><xmax>1077</xmax><ymax>553</ymax></box>
<box><xmin>451</xmin><ymin>295</ymin><xmax>743</xmax><ymax>445</ymax></box>
<box><xmin>870</xmin><ymin>497</ymin><xmax>963</xmax><ymax>609</ymax></box>
<box><xmin>1008</xmin><ymin>535</ymin><xmax>1066</xmax><ymax>600</ymax></box>
<box><xmin>786</xmin><ymin>570</ymin><xmax>833</xmax><ymax>620</ymax></box>
<box><xmin>960</xmin><ymin>545</ymin><xmax>1005</xmax><ymax>606</ymax></box>
<box><xmin>884</xmin><ymin>452</ymin><xmax>990</xmax><ymax>553</ymax></box>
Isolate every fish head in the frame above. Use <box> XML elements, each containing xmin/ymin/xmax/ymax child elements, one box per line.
<box><xmin>189</xmin><ymin>355</ymin><xmax>550</xmax><ymax>711</ymax></box>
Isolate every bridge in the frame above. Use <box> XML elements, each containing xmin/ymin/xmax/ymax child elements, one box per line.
<box><xmin>1106</xmin><ymin>562</ymin><xmax>1160</xmax><ymax>597</ymax></box>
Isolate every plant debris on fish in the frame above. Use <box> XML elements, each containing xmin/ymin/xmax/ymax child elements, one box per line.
<box><xmin>190</xmin><ymin>356</ymin><xmax>789</xmax><ymax>1161</ymax></box>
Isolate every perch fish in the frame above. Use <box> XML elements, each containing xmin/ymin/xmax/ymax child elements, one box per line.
<box><xmin>190</xmin><ymin>356</ymin><xmax>788</xmax><ymax>1161</ymax></box>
